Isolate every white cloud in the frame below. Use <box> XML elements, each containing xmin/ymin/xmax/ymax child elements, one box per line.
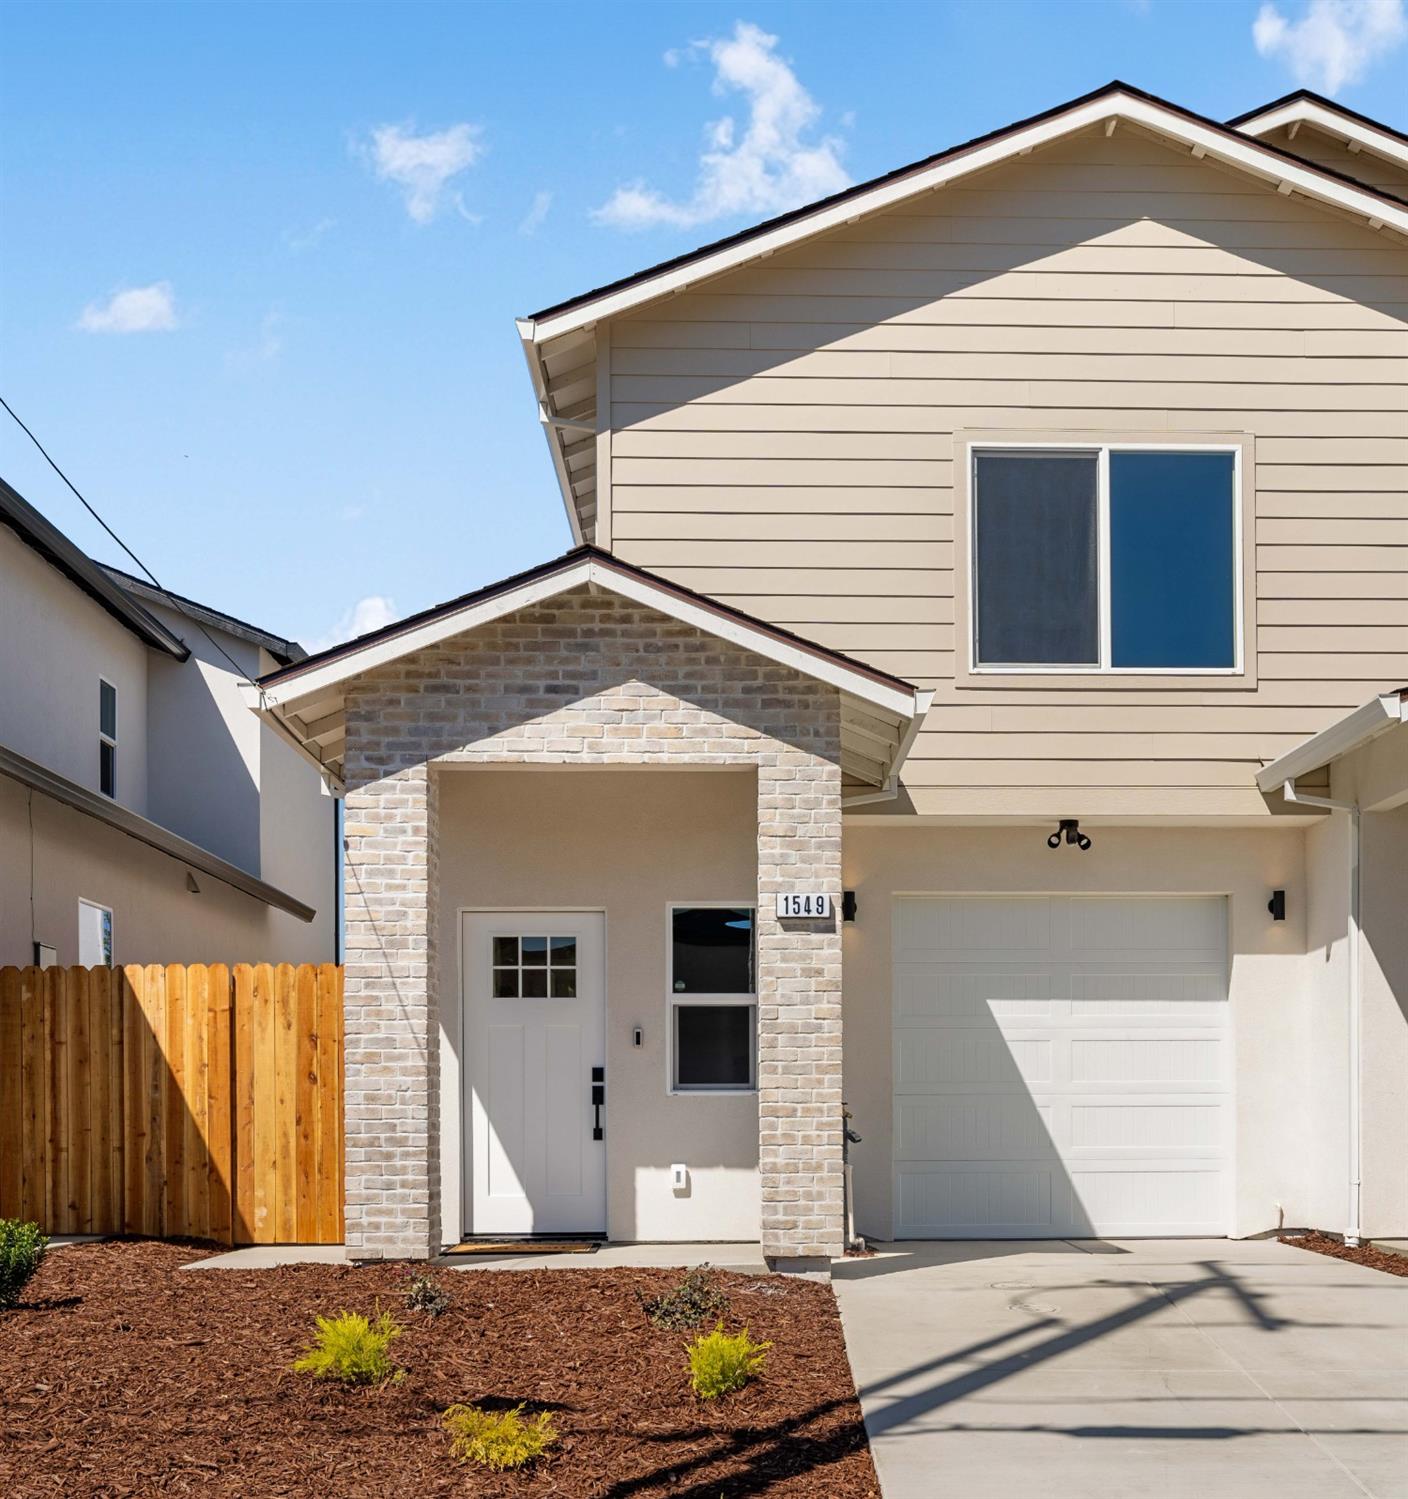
<box><xmin>226</xmin><ymin>310</ymin><xmax>283</xmax><ymax>372</ymax></box>
<box><xmin>1253</xmin><ymin>0</ymin><xmax>1406</xmax><ymax>93</ymax></box>
<box><xmin>312</xmin><ymin>593</ymin><xmax>398</xmax><ymax>652</ymax></box>
<box><xmin>363</xmin><ymin>122</ymin><xmax>484</xmax><ymax>223</ymax></box>
<box><xmin>76</xmin><ymin>282</ymin><xmax>178</xmax><ymax>334</ymax></box>
<box><xmin>594</xmin><ymin>21</ymin><xmax>850</xmax><ymax>231</ymax></box>
<box><xmin>519</xmin><ymin>189</ymin><xmax>553</xmax><ymax>235</ymax></box>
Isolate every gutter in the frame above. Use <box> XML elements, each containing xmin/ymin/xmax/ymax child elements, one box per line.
<box><xmin>1255</xmin><ymin>691</ymin><xmax>1406</xmax><ymax>793</ymax></box>
<box><xmin>1</xmin><ymin>741</ymin><xmax>316</xmax><ymax>923</ymax></box>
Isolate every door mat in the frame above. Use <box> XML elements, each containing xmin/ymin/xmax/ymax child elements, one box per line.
<box><xmin>443</xmin><ymin>1240</ymin><xmax>601</xmax><ymax>1256</ymax></box>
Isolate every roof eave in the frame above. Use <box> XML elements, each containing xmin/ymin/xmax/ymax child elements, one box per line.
<box><xmin>1255</xmin><ymin>691</ymin><xmax>1408</xmax><ymax>792</ymax></box>
<box><xmin>517</xmin><ymin>318</ymin><xmax>585</xmax><ymax>547</ymax></box>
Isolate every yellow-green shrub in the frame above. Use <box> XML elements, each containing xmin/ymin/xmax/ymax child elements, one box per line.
<box><xmin>443</xmin><ymin>1402</ymin><xmax>558</xmax><ymax>1470</ymax></box>
<box><xmin>686</xmin><ymin>1322</ymin><xmax>771</xmax><ymax>1399</ymax></box>
<box><xmin>292</xmin><ymin>1309</ymin><xmax>404</xmax><ymax>1384</ymax></box>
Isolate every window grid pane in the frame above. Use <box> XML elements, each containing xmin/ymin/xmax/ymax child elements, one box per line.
<box><xmin>493</xmin><ymin>934</ymin><xmax>577</xmax><ymax>1000</ymax></box>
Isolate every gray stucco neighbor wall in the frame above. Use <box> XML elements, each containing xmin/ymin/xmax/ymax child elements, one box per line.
<box><xmin>340</xmin><ymin>585</ymin><xmax>844</xmax><ymax>1262</ymax></box>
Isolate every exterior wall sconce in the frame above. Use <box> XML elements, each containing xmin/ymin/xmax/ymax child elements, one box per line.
<box><xmin>842</xmin><ymin>890</ymin><xmax>858</xmax><ymax>922</ymax></box>
<box><xmin>1268</xmin><ymin>889</ymin><xmax>1286</xmax><ymax>921</ymax></box>
<box><xmin>1047</xmin><ymin>819</ymin><xmax>1092</xmax><ymax>851</ymax></box>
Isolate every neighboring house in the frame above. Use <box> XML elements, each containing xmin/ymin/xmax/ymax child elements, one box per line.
<box><xmin>251</xmin><ymin>82</ymin><xmax>1407</xmax><ymax>1267</ymax></box>
<box><xmin>0</xmin><ymin>476</ymin><xmax>335</xmax><ymax>967</ymax></box>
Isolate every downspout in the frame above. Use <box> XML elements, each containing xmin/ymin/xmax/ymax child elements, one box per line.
<box><xmin>1283</xmin><ymin>781</ymin><xmax>1363</xmax><ymax>1246</ymax></box>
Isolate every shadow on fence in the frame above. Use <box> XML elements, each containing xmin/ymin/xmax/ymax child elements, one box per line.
<box><xmin>0</xmin><ymin>963</ymin><xmax>343</xmax><ymax>1245</ymax></box>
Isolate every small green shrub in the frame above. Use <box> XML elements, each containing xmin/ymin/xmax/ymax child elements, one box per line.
<box><xmin>686</xmin><ymin>1322</ymin><xmax>771</xmax><ymax>1400</ymax></box>
<box><xmin>443</xmin><ymin>1402</ymin><xmax>558</xmax><ymax>1471</ymax></box>
<box><xmin>641</xmin><ymin>1264</ymin><xmax>728</xmax><ymax>1330</ymax></box>
<box><xmin>292</xmin><ymin>1309</ymin><xmax>404</xmax><ymax>1385</ymax></box>
<box><xmin>0</xmin><ymin>1220</ymin><xmax>47</xmax><ymax>1309</ymax></box>
<box><xmin>405</xmin><ymin>1271</ymin><xmax>451</xmax><ymax>1318</ymax></box>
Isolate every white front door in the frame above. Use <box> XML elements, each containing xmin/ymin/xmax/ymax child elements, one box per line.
<box><xmin>463</xmin><ymin>912</ymin><xmax>607</xmax><ymax>1236</ymax></box>
<box><xmin>893</xmin><ymin>895</ymin><xmax>1230</xmax><ymax>1238</ymax></box>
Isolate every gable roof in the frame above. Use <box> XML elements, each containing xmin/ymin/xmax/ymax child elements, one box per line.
<box><xmin>245</xmin><ymin>544</ymin><xmax>933</xmax><ymax>797</ymax></box>
<box><xmin>521</xmin><ymin>80</ymin><xmax>1408</xmax><ymax>344</ymax></box>
<box><xmin>0</xmin><ymin>475</ymin><xmax>189</xmax><ymax>660</ymax></box>
<box><xmin>1229</xmin><ymin>89</ymin><xmax>1408</xmax><ymax>184</ymax></box>
<box><xmin>101</xmin><ymin>563</ymin><xmax>305</xmax><ymax>666</ymax></box>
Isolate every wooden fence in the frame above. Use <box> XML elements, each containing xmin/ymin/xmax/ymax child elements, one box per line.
<box><xmin>0</xmin><ymin>964</ymin><xmax>343</xmax><ymax>1245</ymax></box>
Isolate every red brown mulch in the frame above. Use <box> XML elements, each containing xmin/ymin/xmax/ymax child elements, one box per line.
<box><xmin>1280</xmin><ymin>1230</ymin><xmax>1408</xmax><ymax>1278</ymax></box>
<box><xmin>0</xmin><ymin>1239</ymin><xmax>879</xmax><ymax>1498</ymax></box>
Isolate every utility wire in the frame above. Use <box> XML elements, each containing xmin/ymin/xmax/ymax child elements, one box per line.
<box><xmin>0</xmin><ymin>393</ymin><xmax>258</xmax><ymax>687</ymax></box>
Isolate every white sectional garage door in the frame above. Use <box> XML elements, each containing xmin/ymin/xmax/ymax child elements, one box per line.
<box><xmin>893</xmin><ymin>895</ymin><xmax>1230</xmax><ymax>1238</ymax></box>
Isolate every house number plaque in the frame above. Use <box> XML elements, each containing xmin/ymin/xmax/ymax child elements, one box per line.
<box><xmin>776</xmin><ymin>893</ymin><xmax>833</xmax><ymax>919</ymax></box>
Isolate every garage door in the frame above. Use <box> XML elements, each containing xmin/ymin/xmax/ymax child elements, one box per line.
<box><xmin>893</xmin><ymin>895</ymin><xmax>1229</xmax><ymax>1238</ymax></box>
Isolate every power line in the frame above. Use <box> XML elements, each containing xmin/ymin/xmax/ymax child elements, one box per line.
<box><xmin>0</xmin><ymin>393</ymin><xmax>257</xmax><ymax>686</ymax></box>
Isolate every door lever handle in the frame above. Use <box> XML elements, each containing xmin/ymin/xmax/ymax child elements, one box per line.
<box><xmin>591</xmin><ymin>1065</ymin><xmax>605</xmax><ymax>1141</ymax></box>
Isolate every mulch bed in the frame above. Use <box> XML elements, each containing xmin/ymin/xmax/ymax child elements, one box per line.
<box><xmin>0</xmin><ymin>1239</ymin><xmax>879</xmax><ymax>1498</ymax></box>
<box><xmin>1280</xmin><ymin>1230</ymin><xmax>1408</xmax><ymax>1278</ymax></box>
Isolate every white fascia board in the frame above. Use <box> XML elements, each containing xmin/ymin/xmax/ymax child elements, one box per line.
<box><xmin>524</xmin><ymin>92</ymin><xmax>1408</xmax><ymax>344</ymax></box>
<box><xmin>516</xmin><ymin>319</ymin><xmax>584</xmax><ymax>547</ymax></box>
<box><xmin>1255</xmin><ymin>692</ymin><xmax>1406</xmax><ymax>792</ymax></box>
<box><xmin>1234</xmin><ymin>100</ymin><xmax>1408</xmax><ymax>172</ymax></box>
<box><xmin>249</xmin><ymin>554</ymin><xmax>922</xmax><ymax>723</ymax></box>
<box><xmin>256</xmin><ymin>562</ymin><xmax>595</xmax><ymax>710</ymax></box>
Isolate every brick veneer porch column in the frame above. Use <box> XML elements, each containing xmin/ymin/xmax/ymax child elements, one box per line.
<box><xmin>342</xmin><ymin>761</ymin><xmax>440</xmax><ymax>1259</ymax></box>
<box><xmin>757</xmin><ymin>750</ymin><xmax>845</xmax><ymax>1269</ymax></box>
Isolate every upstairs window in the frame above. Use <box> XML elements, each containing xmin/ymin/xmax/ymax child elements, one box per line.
<box><xmin>972</xmin><ymin>447</ymin><xmax>1239</xmax><ymax>672</ymax></box>
<box><xmin>99</xmin><ymin>679</ymin><xmax>117</xmax><ymax>798</ymax></box>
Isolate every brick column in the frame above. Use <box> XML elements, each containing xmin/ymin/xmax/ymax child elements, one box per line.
<box><xmin>342</xmin><ymin>762</ymin><xmax>440</xmax><ymax>1259</ymax></box>
<box><xmin>756</xmin><ymin>748</ymin><xmax>845</xmax><ymax>1270</ymax></box>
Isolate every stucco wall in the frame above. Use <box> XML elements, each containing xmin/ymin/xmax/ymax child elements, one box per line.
<box><xmin>0</xmin><ymin>526</ymin><xmax>149</xmax><ymax>812</ymax></box>
<box><xmin>841</xmin><ymin>823</ymin><xmax>1311</xmax><ymax>1240</ymax></box>
<box><xmin>437</xmin><ymin>768</ymin><xmax>760</xmax><ymax>1242</ymax></box>
<box><xmin>0</xmin><ymin>773</ymin><xmax>322</xmax><ymax>965</ymax></box>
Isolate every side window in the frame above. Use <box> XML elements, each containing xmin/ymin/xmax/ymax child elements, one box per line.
<box><xmin>972</xmin><ymin>447</ymin><xmax>1238</xmax><ymax>672</ymax></box>
<box><xmin>78</xmin><ymin>899</ymin><xmax>113</xmax><ymax>968</ymax></box>
<box><xmin>99</xmin><ymin>679</ymin><xmax>117</xmax><ymax>798</ymax></box>
<box><xmin>668</xmin><ymin>906</ymin><xmax>756</xmax><ymax>1092</ymax></box>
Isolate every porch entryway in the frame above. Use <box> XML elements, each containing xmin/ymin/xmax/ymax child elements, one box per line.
<box><xmin>462</xmin><ymin>910</ymin><xmax>606</xmax><ymax>1237</ymax></box>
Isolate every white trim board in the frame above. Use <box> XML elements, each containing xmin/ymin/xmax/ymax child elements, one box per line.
<box><xmin>1233</xmin><ymin>98</ymin><xmax>1408</xmax><ymax>174</ymax></box>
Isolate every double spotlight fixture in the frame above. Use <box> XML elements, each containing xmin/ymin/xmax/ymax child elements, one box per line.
<box><xmin>1047</xmin><ymin>818</ymin><xmax>1092</xmax><ymax>852</ymax></box>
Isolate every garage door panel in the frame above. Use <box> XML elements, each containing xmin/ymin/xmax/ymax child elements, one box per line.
<box><xmin>896</xmin><ymin>1096</ymin><xmax>1057</xmax><ymax>1161</ymax></box>
<box><xmin>1069</xmin><ymin>896</ymin><xmax>1226</xmax><ymax>957</ymax></box>
<box><xmin>896</xmin><ymin>1032</ymin><xmax>1052</xmax><ymax>1087</ymax></box>
<box><xmin>896</xmin><ymin>895</ymin><xmax>1051</xmax><ymax>957</ymax></box>
<box><xmin>897</xmin><ymin>1163</ymin><xmax>1061</xmax><ymax>1237</ymax></box>
<box><xmin>1069</xmin><ymin>1100</ymin><xmax>1225</xmax><ymax>1153</ymax></box>
<box><xmin>893</xmin><ymin>894</ymin><xmax>1229</xmax><ymax>1239</ymax></box>
<box><xmin>897</xmin><ymin>967</ymin><xmax>1053</xmax><ymax>1022</ymax></box>
<box><xmin>1070</xmin><ymin>970</ymin><xmax>1225</xmax><ymax>1018</ymax></box>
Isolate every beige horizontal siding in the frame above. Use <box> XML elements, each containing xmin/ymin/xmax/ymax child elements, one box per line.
<box><xmin>1260</xmin><ymin>123</ymin><xmax>1408</xmax><ymax>198</ymax></box>
<box><xmin>604</xmin><ymin>127</ymin><xmax>1407</xmax><ymax>814</ymax></box>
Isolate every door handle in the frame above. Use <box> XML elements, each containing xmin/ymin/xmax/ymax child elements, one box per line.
<box><xmin>591</xmin><ymin>1066</ymin><xmax>604</xmax><ymax>1141</ymax></box>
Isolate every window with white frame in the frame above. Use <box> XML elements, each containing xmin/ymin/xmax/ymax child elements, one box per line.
<box><xmin>99</xmin><ymin>678</ymin><xmax>117</xmax><ymax>798</ymax></box>
<box><xmin>668</xmin><ymin>905</ymin><xmax>756</xmax><ymax>1092</ymax></box>
<box><xmin>971</xmin><ymin>446</ymin><xmax>1239</xmax><ymax>672</ymax></box>
<box><xmin>78</xmin><ymin>899</ymin><xmax>113</xmax><ymax>968</ymax></box>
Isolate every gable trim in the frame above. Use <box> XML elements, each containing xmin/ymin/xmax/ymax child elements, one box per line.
<box><xmin>1230</xmin><ymin>90</ymin><xmax>1408</xmax><ymax>177</ymax></box>
<box><xmin>521</xmin><ymin>81</ymin><xmax>1408</xmax><ymax>345</ymax></box>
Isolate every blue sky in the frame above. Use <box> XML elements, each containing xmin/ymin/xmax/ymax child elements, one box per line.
<box><xmin>3</xmin><ymin>0</ymin><xmax>1404</xmax><ymax>650</ymax></box>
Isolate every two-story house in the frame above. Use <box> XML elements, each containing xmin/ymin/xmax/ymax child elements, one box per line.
<box><xmin>0</xmin><ymin>476</ymin><xmax>335</xmax><ymax>967</ymax></box>
<box><xmin>250</xmin><ymin>82</ymin><xmax>1407</xmax><ymax>1268</ymax></box>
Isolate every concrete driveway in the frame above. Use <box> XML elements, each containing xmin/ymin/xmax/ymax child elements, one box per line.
<box><xmin>833</xmin><ymin>1239</ymin><xmax>1407</xmax><ymax>1498</ymax></box>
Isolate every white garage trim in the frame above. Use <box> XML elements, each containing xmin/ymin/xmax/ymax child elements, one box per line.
<box><xmin>892</xmin><ymin>893</ymin><xmax>1232</xmax><ymax>1239</ymax></box>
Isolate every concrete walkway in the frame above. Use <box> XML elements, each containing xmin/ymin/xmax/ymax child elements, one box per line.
<box><xmin>833</xmin><ymin>1238</ymin><xmax>1408</xmax><ymax>1499</ymax></box>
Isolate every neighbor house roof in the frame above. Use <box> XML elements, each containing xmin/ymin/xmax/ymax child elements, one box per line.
<box><xmin>101</xmin><ymin>563</ymin><xmax>305</xmax><ymax>666</ymax></box>
<box><xmin>1229</xmin><ymin>89</ymin><xmax>1408</xmax><ymax>186</ymax></box>
<box><xmin>517</xmin><ymin>80</ymin><xmax>1408</xmax><ymax>540</ymax></box>
<box><xmin>0</xmin><ymin>739</ymin><xmax>316</xmax><ymax>921</ymax></box>
<box><xmin>246</xmin><ymin>544</ymin><xmax>933</xmax><ymax>799</ymax></box>
<box><xmin>0</xmin><ymin>476</ymin><xmax>190</xmax><ymax>660</ymax></box>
